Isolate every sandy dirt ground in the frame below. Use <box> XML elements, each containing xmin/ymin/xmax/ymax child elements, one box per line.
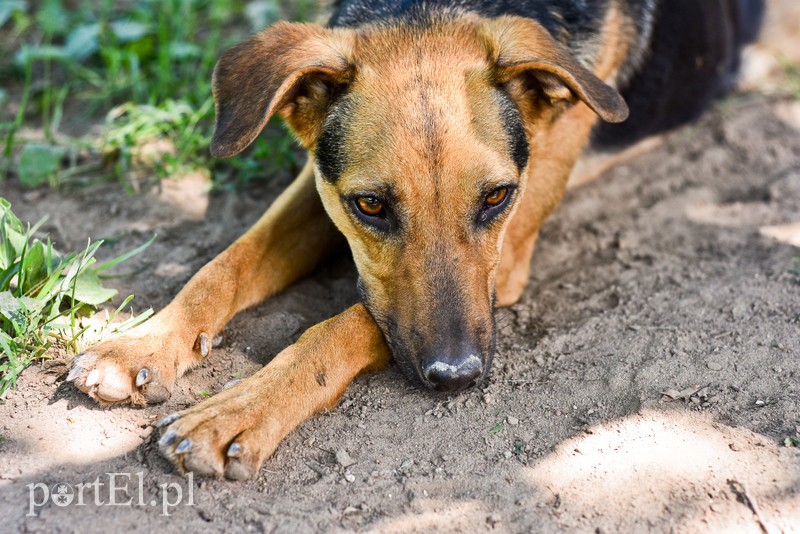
<box><xmin>1</xmin><ymin>4</ymin><xmax>800</xmax><ymax>533</ymax></box>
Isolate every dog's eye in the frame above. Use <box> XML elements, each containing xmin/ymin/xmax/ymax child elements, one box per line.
<box><xmin>350</xmin><ymin>195</ymin><xmax>397</xmax><ymax>233</ymax></box>
<box><xmin>356</xmin><ymin>196</ymin><xmax>385</xmax><ymax>217</ymax></box>
<box><xmin>484</xmin><ymin>187</ymin><xmax>509</xmax><ymax>207</ymax></box>
<box><xmin>478</xmin><ymin>185</ymin><xmax>515</xmax><ymax>225</ymax></box>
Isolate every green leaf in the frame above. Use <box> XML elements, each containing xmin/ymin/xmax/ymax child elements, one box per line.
<box><xmin>19</xmin><ymin>239</ymin><xmax>47</xmax><ymax>294</ymax></box>
<box><xmin>17</xmin><ymin>143</ymin><xmax>66</xmax><ymax>186</ymax></box>
<box><xmin>95</xmin><ymin>233</ymin><xmax>155</xmax><ymax>273</ymax></box>
<box><xmin>112</xmin><ymin>306</ymin><xmax>153</xmax><ymax>333</ymax></box>
<box><xmin>167</xmin><ymin>41</ymin><xmax>200</xmax><ymax>60</ymax></box>
<box><xmin>71</xmin><ymin>270</ymin><xmax>117</xmax><ymax>306</ymax></box>
<box><xmin>0</xmin><ymin>0</ymin><xmax>27</xmax><ymax>29</ymax></box>
<box><xmin>0</xmin><ymin>330</ymin><xmax>14</xmax><ymax>359</ymax></box>
<box><xmin>0</xmin><ymin>290</ymin><xmax>43</xmax><ymax>321</ymax></box>
<box><xmin>0</xmin><ymin>198</ymin><xmax>23</xmax><ymax>233</ymax></box>
<box><xmin>1</xmin><ymin>199</ymin><xmax>27</xmax><ymax>271</ymax></box>
<box><xmin>36</xmin><ymin>0</ymin><xmax>68</xmax><ymax>36</ymax></box>
<box><xmin>110</xmin><ymin>20</ymin><xmax>150</xmax><ymax>42</ymax></box>
<box><xmin>14</xmin><ymin>44</ymin><xmax>70</xmax><ymax>66</ymax></box>
<box><xmin>6</xmin><ymin>225</ymin><xmax>29</xmax><ymax>260</ymax></box>
<box><xmin>490</xmin><ymin>422</ymin><xmax>504</xmax><ymax>434</ymax></box>
<box><xmin>64</xmin><ymin>23</ymin><xmax>100</xmax><ymax>61</ymax></box>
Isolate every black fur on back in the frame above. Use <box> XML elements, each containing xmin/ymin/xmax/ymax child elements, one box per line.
<box><xmin>329</xmin><ymin>0</ymin><xmax>611</xmax><ymax>40</ymax></box>
<box><xmin>329</xmin><ymin>0</ymin><xmax>655</xmax><ymax>77</ymax></box>
<box><xmin>592</xmin><ymin>0</ymin><xmax>765</xmax><ymax>148</ymax></box>
<box><xmin>328</xmin><ymin>0</ymin><xmax>764</xmax><ymax>150</ymax></box>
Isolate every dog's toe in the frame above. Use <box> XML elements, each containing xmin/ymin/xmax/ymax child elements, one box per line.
<box><xmin>222</xmin><ymin>429</ymin><xmax>265</xmax><ymax>480</ymax></box>
<box><xmin>156</xmin><ymin>412</ymin><xmax>182</xmax><ymax>428</ymax></box>
<box><xmin>65</xmin><ymin>330</ymin><xmax>197</xmax><ymax>405</ymax></box>
<box><xmin>138</xmin><ymin>368</ymin><xmax>173</xmax><ymax>404</ymax></box>
<box><xmin>156</xmin><ymin>385</ymin><xmax>276</xmax><ymax>480</ymax></box>
<box><xmin>159</xmin><ymin>430</ymin><xmax>179</xmax><ymax>447</ymax></box>
<box><xmin>224</xmin><ymin>457</ymin><xmax>253</xmax><ymax>481</ymax></box>
<box><xmin>94</xmin><ymin>365</ymin><xmax>133</xmax><ymax>402</ymax></box>
<box><xmin>183</xmin><ymin>454</ymin><xmax>223</xmax><ymax>478</ymax></box>
<box><xmin>159</xmin><ymin>416</ymin><xmax>226</xmax><ymax>477</ymax></box>
<box><xmin>68</xmin><ymin>353</ymin><xmax>139</xmax><ymax>404</ymax></box>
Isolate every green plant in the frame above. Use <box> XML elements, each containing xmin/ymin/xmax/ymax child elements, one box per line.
<box><xmin>215</xmin><ymin>126</ymin><xmax>300</xmax><ymax>186</ymax></box>
<box><xmin>1</xmin><ymin>0</ymin><xmax>313</xmax><ymax>188</ymax></box>
<box><xmin>0</xmin><ymin>197</ymin><xmax>154</xmax><ymax>398</ymax></box>
<box><xmin>780</xmin><ymin>58</ymin><xmax>800</xmax><ymax>100</ymax></box>
<box><xmin>102</xmin><ymin>98</ymin><xmax>214</xmax><ymax>182</ymax></box>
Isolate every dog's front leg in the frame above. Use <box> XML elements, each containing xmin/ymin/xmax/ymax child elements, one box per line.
<box><xmin>68</xmin><ymin>160</ymin><xmax>343</xmax><ymax>405</ymax></box>
<box><xmin>495</xmin><ymin>104</ymin><xmax>600</xmax><ymax>307</ymax></box>
<box><xmin>156</xmin><ymin>303</ymin><xmax>389</xmax><ymax>479</ymax></box>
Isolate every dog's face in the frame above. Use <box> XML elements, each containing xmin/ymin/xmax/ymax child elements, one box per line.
<box><xmin>310</xmin><ymin>27</ymin><xmax>537</xmax><ymax>391</ymax></box>
<box><xmin>210</xmin><ymin>16</ymin><xmax>627</xmax><ymax>391</ymax></box>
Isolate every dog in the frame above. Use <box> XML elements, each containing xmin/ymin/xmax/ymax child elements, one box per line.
<box><xmin>67</xmin><ymin>0</ymin><xmax>763</xmax><ymax>479</ymax></box>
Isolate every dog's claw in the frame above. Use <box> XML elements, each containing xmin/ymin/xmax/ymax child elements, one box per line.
<box><xmin>175</xmin><ymin>439</ymin><xmax>192</xmax><ymax>454</ymax></box>
<box><xmin>66</xmin><ymin>366</ymin><xmax>83</xmax><ymax>382</ymax></box>
<box><xmin>69</xmin><ymin>353</ymin><xmax>83</xmax><ymax>368</ymax></box>
<box><xmin>159</xmin><ymin>431</ymin><xmax>178</xmax><ymax>447</ymax></box>
<box><xmin>196</xmin><ymin>332</ymin><xmax>210</xmax><ymax>358</ymax></box>
<box><xmin>227</xmin><ymin>442</ymin><xmax>242</xmax><ymax>458</ymax></box>
<box><xmin>135</xmin><ymin>368</ymin><xmax>150</xmax><ymax>387</ymax></box>
<box><xmin>156</xmin><ymin>412</ymin><xmax>181</xmax><ymax>428</ymax></box>
<box><xmin>85</xmin><ymin>368</ymin><xmax>101</xmax><ymax>387</ymax></box>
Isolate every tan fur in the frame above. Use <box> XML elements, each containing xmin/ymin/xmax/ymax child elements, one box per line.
<box><xmin>161</xmin><ymin>304</ymin><xmax>389</xmax><ymax>479</ymax></box>
<box><xmin>70</xmin><ymin>161</ymin><xmax>342</xmax><ymax>404</ymax></box>
<box><xmin>70</xmin><ymin>12</ymin><xmax>631</xmax><ymax>479</ymax></box>
<box><xmin>593</xmin><ymin>2</ymin><xmax>636</xmax><ymax>82</ymax></box>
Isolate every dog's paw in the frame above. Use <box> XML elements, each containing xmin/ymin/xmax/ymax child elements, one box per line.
<box><xmin>156</xmin><ymin>382</ymin><xmax>279</xmax><ymax>480</ymax></box>
<box><xmin>67</xmin><ymin>322</ymin><xmax>213</xmax><ymax>405</ymax></box>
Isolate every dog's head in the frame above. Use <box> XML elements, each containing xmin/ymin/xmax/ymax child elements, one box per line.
<box><xmin>210</xmin><ymin>15</ymin><xmax>627</xmax><ymax>392</ymax></box>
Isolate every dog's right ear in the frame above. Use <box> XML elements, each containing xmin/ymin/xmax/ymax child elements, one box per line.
<box><xmin>210</xmin><ymin>22</ymin><xmax>355</xmax><ymax>158</ymax></box>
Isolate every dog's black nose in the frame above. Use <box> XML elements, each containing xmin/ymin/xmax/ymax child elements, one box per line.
<box><xmin>422</xmin><ymin>355</ymin><xmax>483</xmax><ymax>392</ymax></box>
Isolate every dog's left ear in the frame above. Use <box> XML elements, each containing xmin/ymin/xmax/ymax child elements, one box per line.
<box><xmin>211</xmin><ymin>22</ymin><xmax>355</xmax><ymax>158</ymax></box>
<box><xmin>482</xmin><ymin>16</ymin><xmax>629</xmax><ymax>123</ymax></box>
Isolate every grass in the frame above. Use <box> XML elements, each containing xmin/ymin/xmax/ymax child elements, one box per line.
<box><xmin>0</xmin><ymin>1</ymin><xmax>313</xmax><ymax>396</ymax></box>
<box><xmin>0</xmin><ymin>197</ymin><xmax>154</xmax><ymax>398</ymax></box>
<box><xmin>780</xmin><ymin>57</ymin><xmax>800</xmax><ymax>100</ymax></box>
<box><xmin>0</xmin><ymin>0</ymin><xmax>314</xmax><ymax>188</ymax></box>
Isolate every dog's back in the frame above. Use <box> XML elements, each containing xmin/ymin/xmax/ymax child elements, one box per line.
<box><xmin>593</xmin><ymin>0</ymin><xmax>765</xmax><ymax>147</ymax></box>
<box><xmin>328</xmin><ymin>0</ymin><xmax>765</xmax><ymax>148</ymax></box>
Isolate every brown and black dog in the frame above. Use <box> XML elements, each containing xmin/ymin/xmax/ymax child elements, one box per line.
<box><xmin>67</xmin><ymin>0</ymin><xmax>763</xmax><ymax>479</ymax></box>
